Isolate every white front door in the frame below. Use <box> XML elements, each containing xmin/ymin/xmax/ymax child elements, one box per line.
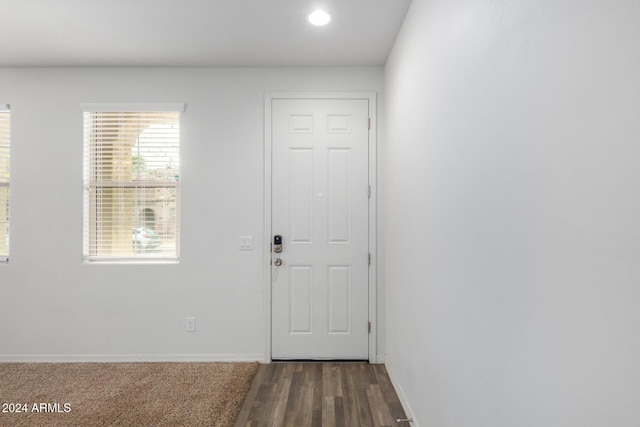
<box><xmin>271</xmin><ymin>98</ymin><xmax>370</xmax><ymax>360</ymax></box>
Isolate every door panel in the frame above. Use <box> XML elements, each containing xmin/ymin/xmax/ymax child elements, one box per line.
<box><xmin>271</xmin><ymin>98</ymin><xmax>369</xmax><ymax>360</ymax></box>
<box><xmin>328</xmin><ymin>265</ymin><xmax>351</xmax><ymax>334</ymax></box>
<box><xmin>328</xmin><ymin>149</ymin><xmax>351</xmax><ymax>243</ymax></box>
<box><xmin>290</xmin><ymin>266</ymin><xmax>313</xmax><ymax>334</ymax></box>
<box><xmin>289</xmin><ymin>148</ymin><xmax>314</xmax><ymax>243</ymax></box>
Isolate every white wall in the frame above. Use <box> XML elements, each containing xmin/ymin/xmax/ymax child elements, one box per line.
<box><xmin>0</xmin><ymin>67</ymin><xmax>384</xmax><ymax>361</ymax></box>
<box><xmin>384</xmin><ymin>0</ymin><xmax>640</xmax><ymax>426</ymax></box>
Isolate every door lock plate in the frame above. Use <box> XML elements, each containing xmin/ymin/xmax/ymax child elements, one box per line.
<box><xmin>273</xmin><ymin>235</ymin><xmax>283</xmax><ymax>253</ymax></box>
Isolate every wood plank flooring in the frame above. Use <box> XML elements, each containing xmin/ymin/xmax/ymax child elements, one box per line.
<box><xmin>234</xmin><ymin>362</ymin><xmax>409</xmax><ymax>427</ymax></box>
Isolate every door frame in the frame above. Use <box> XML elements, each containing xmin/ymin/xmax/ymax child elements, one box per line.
<box><xmin>263</xmin><ymin>92</ymin><xmax>378</xmax><ymax>362</ymax></box>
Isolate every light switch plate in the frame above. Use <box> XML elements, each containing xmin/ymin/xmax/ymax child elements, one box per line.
<box><xmin>239</xmin><ymin>236</ymin><xmax>253</xmax><ymax>250</ymax></box>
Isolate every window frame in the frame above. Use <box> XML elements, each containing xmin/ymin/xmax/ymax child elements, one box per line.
<box><xmin>81</xmin><ymin>103</ymin><xmax>184</xmax><ymax>264</ymax></box>
<box><xmin>0</xmin><ymin>104</ymin><xmax>9</xmax><ymax>263</ymax></box>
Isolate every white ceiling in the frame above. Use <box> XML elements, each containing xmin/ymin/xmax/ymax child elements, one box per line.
<box><xmin>0</xmin><ymin>0</ymin><xmax>412</xmax><ymax>67</ymax></box>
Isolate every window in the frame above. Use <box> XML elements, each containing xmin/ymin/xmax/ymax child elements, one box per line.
<box><xmin>82</xmin><ymin>103</ymin><xmax>183</xmax><ymax>262</ymax></box>
<box><xmin>0</xmin><ymin>105</ymin><xmax>9</xmax><ymax>262</ymax></box>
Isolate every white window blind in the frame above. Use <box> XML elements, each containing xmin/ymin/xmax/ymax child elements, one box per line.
<box><xmin>0</xmin><ymin>105</ymin><xmax>9</xmax><ymax>262</ymax></box>
<box><xmin>82</xmin><ymin>105</ymin><xmax>182</xmax><ymax>262</ymax></box>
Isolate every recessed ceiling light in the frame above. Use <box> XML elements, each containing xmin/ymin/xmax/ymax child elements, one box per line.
<box><xmin>308</xmin><ymin>10</ymin><xmax>332</xmax><ymax>26</ymax></box>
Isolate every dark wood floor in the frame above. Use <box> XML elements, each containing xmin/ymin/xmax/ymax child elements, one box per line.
<box><xmin>234</xmin><ymin>362</ymin><xmax>409</xmax><ymax>427</ymax></box>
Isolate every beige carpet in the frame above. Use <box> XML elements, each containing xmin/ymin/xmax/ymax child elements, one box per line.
<box><xmin>0</xmin><ymin>362</ymin><xmax>259</xmax><ymax>427</ymax></box>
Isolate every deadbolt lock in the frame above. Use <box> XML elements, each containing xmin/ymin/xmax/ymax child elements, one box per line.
<box><xmin>273</xmin><ymin>235</ymin><xmax>283</xmax><ymax>253</ymax></box>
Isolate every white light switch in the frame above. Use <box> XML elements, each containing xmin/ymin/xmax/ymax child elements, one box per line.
<box><xmin>239</xmin><ymin>236</ymin><xmax>253</xmax><ymax>250</ymax></box>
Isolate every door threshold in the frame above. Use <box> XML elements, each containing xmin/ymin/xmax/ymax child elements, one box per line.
<box><xmin>271</xmin><ymin>359</ymin><xmax>369</xmax><ymax>363</ymax></box>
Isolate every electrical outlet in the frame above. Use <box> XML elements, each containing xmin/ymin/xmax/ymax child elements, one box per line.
<box><xmin>186</xmin><ymin>317</ymin><xmax>196</xmax><ymax>332</ymax></box>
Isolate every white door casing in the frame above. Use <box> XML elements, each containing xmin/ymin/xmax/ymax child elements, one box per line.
<box><xmin>269</xmin><ymin>96</ymin><xmax>372</xmax><ymax>360</ymax></box>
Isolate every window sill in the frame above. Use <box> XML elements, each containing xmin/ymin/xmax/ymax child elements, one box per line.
<box><xmin>83</xmin><ymin>257</ymin><xmax>179</xmax><ymax>265</ymax></box>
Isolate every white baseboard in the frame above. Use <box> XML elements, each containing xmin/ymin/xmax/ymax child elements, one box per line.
<box><xmin>0</xmin><ymin>354</ymin><xmax>265</xmax><ymax>363</ymax></box>
<box><xmin>385</xmin><ymin>361</ymin><xmax>420</xmax><ymax>427</ymax></box>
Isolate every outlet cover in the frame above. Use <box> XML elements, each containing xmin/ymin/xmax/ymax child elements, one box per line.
<box><xmin>186</xmin><ymin>317</ymin><xmax>196</xmax><ymax>332</ymax></box>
